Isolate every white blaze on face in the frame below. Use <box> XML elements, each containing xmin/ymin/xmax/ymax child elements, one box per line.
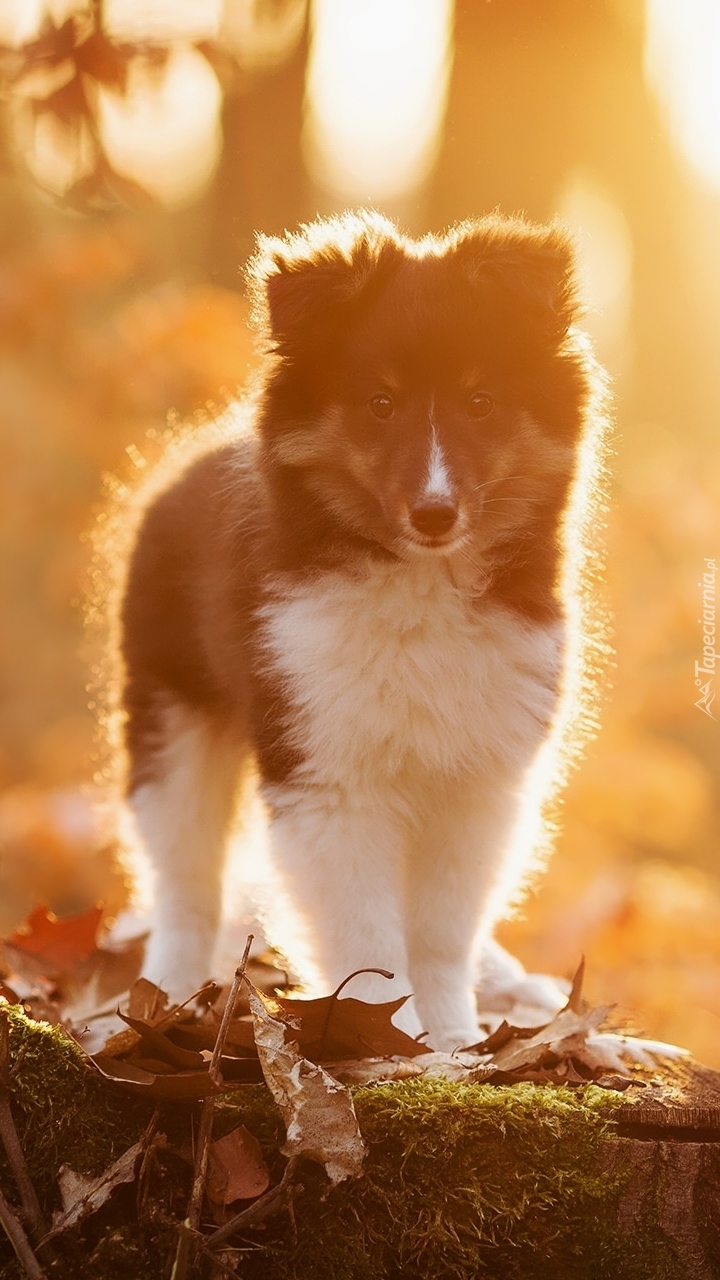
<box><xmin>423</xmin><ymin>400</ymin><xmax>453</xmax><ymax>501</ymax></box>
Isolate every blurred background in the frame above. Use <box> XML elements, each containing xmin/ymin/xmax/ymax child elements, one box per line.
<box><xmin>0</xmin><ymin>0</ymin><xmax>719</xmax><ymax>1061</ymax></box>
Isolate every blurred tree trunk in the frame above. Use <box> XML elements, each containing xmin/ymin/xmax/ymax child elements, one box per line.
<box><xmin>426</xmin><ymin>0</ymin><xmax>720</xmax><ymax>443</ymax></box>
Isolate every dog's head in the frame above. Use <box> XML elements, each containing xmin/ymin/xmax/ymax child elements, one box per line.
<box><xmin>248</xmin><ymin>211</ymin><xmax>598</xmax><ymax>570</ymax></box>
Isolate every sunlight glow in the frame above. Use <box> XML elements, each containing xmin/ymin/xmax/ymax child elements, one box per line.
<box><xmin>0</xmin><ymin>0</ymin><xmax>86</xmax><ymax>46</ymax></box>
<box><xmin>97</xmin><ymin>48</ymin><xmax>222</xmax><ymax>208</ymax></box>
<box><xmin>103</xmin><ymin>0</ymin><xmax>222</xmax><ymax>42</ymax></box>
<box><xmin>0</xmin><ymin>0</ymin><xmax>44</xmax><ymax>45</ymax></box>
<box><xmin>303</xmin><ymin>0</ymin><xmax>453</xmax><ymax>201</ymax></box>
<box><xmin>557</xmin><ymin>172</ymin><xmax>634</xmax><ymax>368</ymax></box>
<box><xmin>25</xmin><ymin>111</ymin><xmax>95</xmax><ymax>195</ymax></box>
<box><xmin>645</xmin><ymin>0</ymin><xmax>720</xmax><ymax>190</ymax></box>
<box><xmin>220</xmin><ymin>0</ymin><xmax>307</xmax><ymax>72</ymax></box>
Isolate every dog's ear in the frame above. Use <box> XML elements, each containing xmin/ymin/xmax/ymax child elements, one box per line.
<box><xmin>449</xmin><ymin>218</ymin><xmax>580</xmax><ymax>334</ymax></box>
<box><xmin>247</xmin><ymin>212</ymin><xmax>402</xmax><ymax>351</ymax></box>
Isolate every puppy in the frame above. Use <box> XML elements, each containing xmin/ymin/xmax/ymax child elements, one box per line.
<box><xmin>116</xmin><ymin>211</ymin><xmax>605</xmax><ymax>1051</ymax></box>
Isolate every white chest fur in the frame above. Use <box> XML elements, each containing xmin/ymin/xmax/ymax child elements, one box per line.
<box><xmin>260</xmin><ymin>557</ymin><xmax>563</xmax><ymax>787</ymax></box>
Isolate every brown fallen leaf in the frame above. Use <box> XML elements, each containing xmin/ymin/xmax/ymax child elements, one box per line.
<box><xmin>207</xmin><ymin>1125</ymin><xmax>270</xmax><ymax>1206</ymax></box>
<box><xmin>126</xmin><ymin>977</ymin><xmax>172</xmax><ymax>1023</ymax></box>
<box><xmin>6</xmin><ymin>905</ymin><xmax>103</xmax><ymax>974</ymax></box>
<box><xmin>47</xmin><ymin>1140</ymin><xmax>144</xmax><ymax>1237</ymax></box>
<box><xmin>274</xmin><ymin>987</ymin><xmax>430</xmax><ymax>1062</ymax></box>
<box><xmin>323</xmin><ymin>1057</ymin><xmax>425</xmax><ymax>1085</ymax></box>
<box><xmin>2</xmin><ymin>907</ymin><xmax>145</xmax><ymax>1028</ymax></box>
<box><xmin>246</xmin><ymin>982</ymin><xmax>366</xmax><ymax>1186</ymax></box>
<box><xmin>90</xmin><ymin>1052</ymin><xmax>262</xmax><ymax>1100</ymax></box>
<box><xmin>486</xmin><ymin>1004</ymin><xmax>616</xmax><ymax>1074</ymax></box>
<box><xmin>116</xmin><ymin>1012</ymin><xmax>207</xmax><ymax>1070</ymax></box>
<box><xmin>204</xmin><ymin>969</ymin><xmax>429</xmax><ymax>1064</ymax></box>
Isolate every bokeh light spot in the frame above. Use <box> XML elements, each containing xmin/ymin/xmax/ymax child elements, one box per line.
<box><xmin>645</xmin><ymin>0</ymin><xmax>720</xmax><ymax>191</ymax></box>
<box><xmin>303</xmin><ymin>0</ymin><xmax>453</xmax><ymax>201</ymax></box>
<box><xmin>557</xmin><ymin>172</ymin><xmax>634</xmax><ymax>369</ymax></box>
<box><xmin>97</xmin><ymin>47</ymin><xmax>222</xmax><ymax>209</ymax></box>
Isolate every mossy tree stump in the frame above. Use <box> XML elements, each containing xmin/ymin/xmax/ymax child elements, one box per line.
<box><xmin>1</xmin><ymin>1007</ymin><xmax>720</xmax><ymax>1279</ymax></box>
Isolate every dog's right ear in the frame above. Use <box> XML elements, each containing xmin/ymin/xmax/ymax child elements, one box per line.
<box><xmin>247</xmin><ymin>212</ymin><xmax>402</xmax><ymax>352</ymax></box>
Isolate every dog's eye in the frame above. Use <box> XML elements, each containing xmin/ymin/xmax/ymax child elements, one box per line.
<box><xmin>368</xmin><ymin>393</ymin><xmax>394</xmax><ymax>420</ymax></box>
<box><xmin>468</xmin><ymin>392</ymin><xmax>494</xmax><ymax>419</ymax></box>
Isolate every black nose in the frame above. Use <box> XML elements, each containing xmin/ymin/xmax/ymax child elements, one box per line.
<box><xmin>410</xmin><ymin>498</ymin><xmax>458</xmax><ymax>538</ymax></box>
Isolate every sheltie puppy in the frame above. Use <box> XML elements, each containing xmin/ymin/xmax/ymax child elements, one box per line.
<box><xmin>116</xmin><ymin>210</ymin><xmax>605</xmax><ymax>1051</ymax></box>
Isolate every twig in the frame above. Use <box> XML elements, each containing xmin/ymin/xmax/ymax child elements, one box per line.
<box><xmin>194</xmin><ymin>1238</ymin><xmax>245</xmax><ymax>1278</ymax></box>
<box><xmin>189</xmin><ymin>936</ymin><xmax>254</xmax><ymax>1226</ymax></box>
<box><xmin>169</xmin><ymin>1218</ymin><xmax>193</xmax><ymax>1280</ymax></box>
<box><xmin>187</xmin><ymin>1097</ymin><xmax>215</xmax><ymax>1236</ymax></box>
<box><xmin>0</xmin><ymin>1187</ymin><xmax>48</xmax><ymax>1280</ymax></box>
<box><xmin>208</xmin><ymin>935</ymin><xmax>254</xmax><ymax>1087</ymax></box>
<box><xmin>172</xmin><ymin>937</ymin><xmax>254</xmax><ymax>1279</ymax></box>
<box><xmin>205</xmin><ymin>1157</ymin><xmax>301</xmax><ymax>1249</ymax></box>
<box><xmin>155</xmin><ymin>981</ymin><xmax>219</xmax><ymax>1031</ymax></box>
<box><xmin>0</xmin><ymin>1010</ymin><xmax>47</xmax><ymax>1243</ymax></box>
<box><xmin>135</xmin><ymin>1108</ymin><xmax>161</xmax><ymax>1215</ymax></box>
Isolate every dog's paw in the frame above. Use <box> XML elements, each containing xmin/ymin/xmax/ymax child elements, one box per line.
<box><xmin>586</xmin><ymin>1032</ymin><xmax>689</xmax><ymax>1072</ymax></box>
<box><xmin>477</xmin><ymin>940</ymin><xmax>569</xmax><ymax>1024</ymax></box>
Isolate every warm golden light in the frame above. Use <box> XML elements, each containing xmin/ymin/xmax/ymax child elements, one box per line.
<box><xmin>557</xmin><ymin>172</ymin><xmax>634</xmax><ymax>369</ymax></box>
<box><xmin>220</xmin><ymin>0</ymin><xmax>306</xmax><ymax>72</ymax></box>
<box><xmin>24</xmin><ymin>110</ymin><xmax>94</xmax><ymax>195</ymax></box>
<box><xmin>645</xmin><ymin>0</ymin><xmax>720</xmax><ymax>190</ymax></box>
<box><xmin>0</xmin><ymin>0</ymin><xmax>84</xmax><ymax>46</ymax></box>
<box><xmin>96</xmin><ymin>47</ymin><xmax>222</xmax><ymax>208</ymax></box>
<box><xmin>303</xmin><ymin>0</ymin><xmax>453</xmax><ymax>201</ymax></box>
<box><xmin>0</xmin><ymin>0</ymin><xmax>44</xmax><ymax>45</ymax></box>
<box><xmin>102</xmin><ymin>0</ymin><xmax>221</xmax><ymax>42</ymax></box>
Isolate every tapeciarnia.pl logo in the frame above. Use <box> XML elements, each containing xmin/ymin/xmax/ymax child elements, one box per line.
<box><xmin>695</xmin><ymin>557</ymin><xmax>717</xmax><ymax>719</ymax></box>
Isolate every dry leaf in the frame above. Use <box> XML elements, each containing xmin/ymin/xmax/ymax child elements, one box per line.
<box><xmin>323</xmin><ymin>1057</ymin><xmax>425</xmax><ymax>1085</ymax></box>
<box><xmin>7</xmin><ymin>904</ymin><xmax>103</xmax><ymax>973</ymax></box>
<box><xmin>274</xmin><ymin>988</ymin><xmax>430</xmax><ymax>1062</ymax></box>
<box><xmin>246</xmin><ymin>982</ymin><xmax>366</xmax><ymax>1186</ymax></box>
<box><xmin>90</xmin><ymin>1052</ymin><xmax>261</xmax><ymax>1099</ymax></box>
<box><xmin>487</xmin><ymin>1003</ymin><xmax>615</xmax><ymax>1073</ymax></box>
<box><xmin>48</xmin><ymin>1140</ymin><xmax>143</xmax><ymax>1236</ymax></box>
<box><xmin>126</xmin><ymin>977</ymin><xmax>172</xmax><ymax>1023</ymax></box>
<box><xmin>73</xmin><ymin>1011</ymin><xmax>138</xmax><ymax>1057</ymax></box>
<box><xmin>207</xmin><ymin>1126</ymin><xmax>270</xmax><ymax>1205</ymax></box>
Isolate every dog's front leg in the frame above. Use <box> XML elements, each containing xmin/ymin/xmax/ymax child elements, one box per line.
<box><xmin>263</xmin><ymin>784</ymin><xmax>423</xmax><ymax>1038</ymax></box>
<box><xmin>406</xmin><ymin>771</ymin><xmax>534</xmax><ymax>1052</ymax></box>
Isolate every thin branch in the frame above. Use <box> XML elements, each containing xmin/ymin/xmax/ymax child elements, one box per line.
<box><xmin>154</xmin><ymin>981</ymin><xmax>219</xmax><ymax>1031</ymax></box>
<box><xmin>194</xmin><ymin>1237</ymin><xmax>245</xmax><ymax>1278</ymax></box>
<box><xmin>135</xmin><ymin>1108</ymin><xmax>161</xmax><ymax>1215</ymax></box>
<box><xmin>173</xmin><ymin>938</ymin><xmax>255</xmax><ymax>1279</ymax></box>
<box><xmin>169</xmin><ymin>1218</ymin><xmax>193</xmax><ymax>1280</ymax></box>
<box><xmin>0</xmin><ymin>1187</ymin><xmax>47</xmax><ymax>1280</ymax></box>
<box><xmin>189</xmin><ymin>936</ymin><xmax>254</xmax><ymax>1227</ymax></box>
<box><xmin>187</xmin><ymin>1097</ymin><xmax>215</xmax><ymax>1235</ymax></box>
<box><xmin>208</xmin><ymin>935</ymin><xmax>254</xmax><ymax>1087</ymax></box>
<box><xmin>0</xmin><ymin>1010</ymin><xmax>47</xmax><ymax>1243</ymax></box>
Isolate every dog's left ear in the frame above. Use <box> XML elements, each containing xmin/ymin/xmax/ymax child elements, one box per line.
<box><xmin>247</xmin><ymin>212</ymin><xmax>401</xmax><ymax>352</ymax></box>
<box><xmin>450</xmin><ymin>219</ymin><xmax>580</xmax><ymax>334</ymax></box>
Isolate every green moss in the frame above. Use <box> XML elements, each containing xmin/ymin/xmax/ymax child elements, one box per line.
<box><xmin>0</xmin><ymin>1005</ymin><xmax>151</xmax><ymax>1201</ymax></box>
<box><xmin>0</xmin><ymin>1010</ymin><xmax>695</xmax><ymax>1279</ymax></box>
<box><xmin>228</xmin><ymin>1080</ymin><xmax>626</xmax><ymax>1280</ymax></box>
